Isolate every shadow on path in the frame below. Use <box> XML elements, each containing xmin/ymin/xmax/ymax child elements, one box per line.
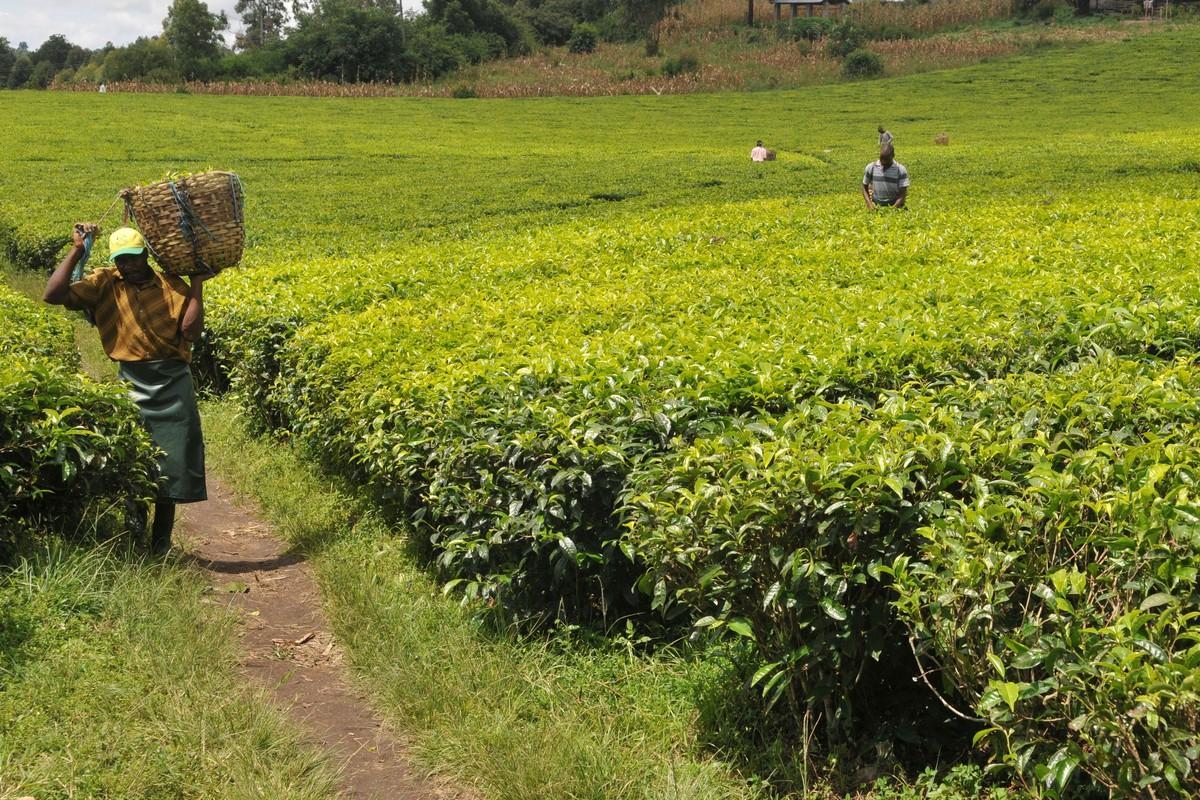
<box><xmin>180</xmin><ymin>477</ymin><xmax>470</xmax><ymax>800</ymax></box>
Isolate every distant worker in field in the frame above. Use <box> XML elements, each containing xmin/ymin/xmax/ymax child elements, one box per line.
<box><xmin>44</xmin><ymin>224</ymin><xmax>210</xmax><ymax>556</ymax></box>
<box><xmin>751</xmin><ymin>140</ymin><xmax>769</xmax><ymax>162</ymax></box>
<box><xmin>98</xmin><ymin>82</ymin><xmax>107</xmax><ymax>93</ymax></box>
<box><xmin>1143</xmin><ymin>0</ymin><xmax>1154</xmax><ymax>18</ymax></box>
<box><xmin>862</xmin><ymin>144</ymin><xmax>909</xmax><ymax>210</ymax></box>
<box><xmin>877</xmin><ymin>125</ymin><xmax>893</xmax><ymax>149</ymax></box>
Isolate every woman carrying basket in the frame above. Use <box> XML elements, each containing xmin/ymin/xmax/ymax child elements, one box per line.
<box><xmin>44</xmin><ymin>224</ymin><xmax>211</xmax><ymax>556</ymax></box>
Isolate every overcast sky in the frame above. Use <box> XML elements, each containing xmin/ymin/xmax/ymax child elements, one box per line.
<box><xmin>0</xmin><ymin>0</ymin><xmax>244</xmax><ymax>50</ymax></box>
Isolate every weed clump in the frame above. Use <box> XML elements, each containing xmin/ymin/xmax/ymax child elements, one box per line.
<box><xmin>661</xmin><ymin>51</ymin><xmax>700</xmax><ymax>78</ymax></box>
<box><xmin>843</xmin><ymin>49</ymin><xmax>884</xmax><ymax>78</ymax></box>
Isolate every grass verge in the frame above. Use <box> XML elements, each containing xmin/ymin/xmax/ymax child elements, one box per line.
<box><xmin>201</xmin><ymin>397</ymin><xmax>763</xmax><ymax>800</ymax></box>
<box><xmin>0</xmin><ymin>540</ymin><xmax>338</xmax><ymax>799</ymax></box>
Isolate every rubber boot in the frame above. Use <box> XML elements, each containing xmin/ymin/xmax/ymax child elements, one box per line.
<box><xmin>150</xmin><ymin>500</ymin><xmax>176</xmax><ymax>557</ymax></box>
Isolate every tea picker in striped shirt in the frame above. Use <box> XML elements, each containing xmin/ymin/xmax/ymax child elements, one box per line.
<box><xmin>44</xmin><ymin>225</ymin><xmax>212</xmax><ymax>556</ymax></box>
<box><xmin>862</xmin><ymin>144</ymin><xmax>909</xmax><ymax>211</ymax></box>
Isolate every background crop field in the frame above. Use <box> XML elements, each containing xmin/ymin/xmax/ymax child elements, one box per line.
<box><xmin>4</xmin><ymin>24</ymin><xmax>1200</xmax><ymax>797</ymax></box>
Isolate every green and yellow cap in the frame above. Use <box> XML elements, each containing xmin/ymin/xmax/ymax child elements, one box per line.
<box><xmin>108</xmin><ymin>227</ymin><xmax>146</xmax><ymax>261</ymax></box>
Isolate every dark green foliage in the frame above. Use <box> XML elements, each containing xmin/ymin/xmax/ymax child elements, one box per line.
<box><xmin>286</xmin><ymin>0</ymin><xmax>410</xmax><ymax>82</ymax></box>
<box><xmin>859</xmin><ymin>22</ymin><xmax>917</xmax><ymax>41</ymax></box>
<box><xmin>163</xmin><ymin>0</ymin><xmax>229</xmax><ymax>81</ymax></box>
<box><xmin>7</xmin><ymin>55</ymin><xmax>32</xmax><ymax>89</ymax></box>
<box><xmin>426</xmin><ymin>0</ymin><xmax>532</xmax><ymax>56</ymax></box>
<box><xmin>827</xmin><ymin>18</ymin><xmax>865</xmax><ymax>58</ymax></box>
<box><xmin>28</xmin><ymin>60</ymin><xmax>55</xmax><ymax>89</ymax></box>
<box><xmin>628</xmin><ymin>356</ymin><xmax>1200</xmax><ymax>792</ymax></box>
<box><xmin>233</xmin><ymin>0</ymin><xmax>289</xmax><ymax>50</ymax></box>
<box><xmin>1032</xmin><ymin>0</ymin><xmax>1064</xmax><ymax>20</ymax></box>
<box><xmin>661</xmin><ymin>50</ymin><xmax>699</xmax><ymax>77</ymax></box>
<box><xmin>842</xmin><ymin>48</ymin><xmax>884</xmax><ymax>79</ymax></box>
<box><xmin>618</xmin><ymin>0</ymin><xmax>684</xmax><ymax>51</ymax></box>
<box><xmin>32</xmin><ymin>34</ymin><xmax>72</xmax><ymax>73</ymax></box>
<box><xmin>100</xmin><ymin>37</ymin><xmax>176</xmax><ymax>82</ymax></box>
<box><xmin>0</xmin><ymin>286</ymin><xmax>156</xmax><ymax>560</ymax></box>
<box><xmin>776</xmin><ymin>17</ymin><xmax>832</xmax><ymax>43</ymax></box>
<box><xmin>526</xmin><ymin>5</ymin><xmax>578</xmax><ymax>46</ymax></box>
<box><xmin>568</xmin><ymin>23</ymin><xmax>600</xmax><ymax>53</ymax></box>
<box><xmin>0</xmin><ymin>355</ymin><xmax>158</xmax><ymax>557</ymax></box>
<box><xmin>218</xmin><ymin>43</ymin><xmax>287</xmax><ymax>79</ymax></box>
<box><xmin>0</xmin><ymin>38</ymin><xmax>15</xmax><ymax>86</ymax></box>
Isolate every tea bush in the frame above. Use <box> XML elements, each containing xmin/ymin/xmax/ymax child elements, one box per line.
<box><xmin>626</xmin><ymin>355</ymin><xmax>1200</xmax><ymax>791</ymax></box>
<box><xmin>0</xmin><ymin>284</ymin><xmax>156</xmax><ymax>557</ymax></box>
<box><xmin>0</xmin><ymin>201</ymin><xmax>65</xmax><ymax>270</ymax></box>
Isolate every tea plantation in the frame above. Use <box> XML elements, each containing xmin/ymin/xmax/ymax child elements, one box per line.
<box><xmin>2</xmin><ymin>24</ymin><xmax>1199</xmax><ymax>797</ymax></box>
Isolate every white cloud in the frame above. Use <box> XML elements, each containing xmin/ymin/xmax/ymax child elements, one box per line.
<box><xmin>0</xmin><ymin>0</ymin><xmax>244</xmax><ymax>50</ymax></box>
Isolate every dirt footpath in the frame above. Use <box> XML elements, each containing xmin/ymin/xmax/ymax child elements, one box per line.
<box><xmin>180</xmin><ymin>477</ymin><xmax>466</xmax><ymax>800</ymax></box>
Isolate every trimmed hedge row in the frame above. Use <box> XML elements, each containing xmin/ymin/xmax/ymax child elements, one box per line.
<box><xmin>232</xmin><ymin>201</ymin><xmax>1200</xmax><ymax>623</ymax></box>
<box><xmin>0</xmin><ymin>283</ymin><xmax>156</xmax><ymax>556</ymax></box>
<box><xmin>626</xmin><ymin>355</ymin><xmax>1200</xmax><ymax>795</ymax></box>
<box><xmin>0</xmin><ymin>203</ymin><xmax>65</xmax><ymax>271</ymax></box>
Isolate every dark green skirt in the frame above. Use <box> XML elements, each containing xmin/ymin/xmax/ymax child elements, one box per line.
<box><xmin>118</xmin><ymin>360</ymin><xmax>207</xmax><ymax>503</ymax></box>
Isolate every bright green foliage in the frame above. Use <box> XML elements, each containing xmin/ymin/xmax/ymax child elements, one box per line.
<box><xmin>0</xmin><ymin>201</ymin><xmax>65</xmax><ymax>270</ymax></box>
<box><xmin>5</xmin><ymin>25</ymin><xmax>1200</xmax><ymax>794</ymax></box>
<box><xmin>843</xmin><ymin>49</ymin><xmax>884</xmax><ymax>79</ymax></box>
<box><xmin>0</xmin><ymin>283</ymin><xmax>77</xmax><ymax>364</ymax></box>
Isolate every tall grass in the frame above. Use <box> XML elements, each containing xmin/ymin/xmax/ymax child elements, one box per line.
<box><xmin>847</xmin><ymin>0</ymin><xmax>1012</xmax><ymax>34</ymax></box>
<box><xmin>661</xmin><ymin>0</ymin><xmax>1012</xmax><ymax>36</ymax></box>
<box><xmin>0</xmin><ymin>541</ymin><xmax>337</xmax><ymax>799</ymax></box>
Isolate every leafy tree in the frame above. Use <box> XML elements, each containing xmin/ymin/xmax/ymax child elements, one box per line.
<box><xmin>66</xmin><ymin>45</ymin><xmax>91</xmax><ymax>70</ymax></box>
<box><xmin>617</xmin><ymin>0</ymin><xmax>681</xmax><ymax>51</ymax></box>
<box><xmin>287</xmin><ymin>0</ymin><xmax>408</xmax><ymax>81</ymax></box>
<box><xmin>234</xmin><ymin>0</ymin><xmax>290</xmax><ymax>49</ymax></box>
<box><xmin>29</xmin><ymin>60</ymin><xmax>56</xmax><ymax>88</ymax></box>
<box><xmin>567</xmin><ymin>22</ymin><xmax>598</xmax><ymax>53</ymax></box>
<box><xmin>426</xmin><ymin>0</ymin><xmax>530</xmax><ymax>54</ymax></box>
<box><xmin>33</xmin><ymin>34</ymin><xmax>72</xmax><ymax>71</ymax></box>
<box><xmin>0</xmin><ymin>38</ymin><xmax>14</xmax><ymax>86</ymax></box>
<box><xmin>102</xmin><ymin>37</ymin><xmax>177</xmax><ymax>82</ymax></box>
<box><xmin>163</xmin><ymin>0</ymin><xmax>229</xmax><ymax>80</ymax></box>
<box><xmin>7</xmin><ymin>54</ymin><xmax>33</xmax><ymax>88</ymax></box>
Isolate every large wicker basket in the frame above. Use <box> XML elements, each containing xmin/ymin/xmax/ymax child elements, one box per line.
<box><xmin>122</xmin><ymin>171</ymin><xmax>245</xmax><ymax>276</ymax></box>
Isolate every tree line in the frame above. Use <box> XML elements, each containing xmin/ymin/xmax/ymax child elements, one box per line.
<box><xmin>0</xmin><ymin>0</ymin><xmax>679</xmax><ymax>87</ymax></box>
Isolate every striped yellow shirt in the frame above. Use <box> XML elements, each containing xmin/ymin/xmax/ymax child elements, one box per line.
<box><xmin>64</xmin><ymin>267</ymin><xmax>193</xmax><ymax>363</ymax></box>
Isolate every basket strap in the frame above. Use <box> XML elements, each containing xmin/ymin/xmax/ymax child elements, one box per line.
<box><xmin>229</xmin><ymin>174</ymin><xmax>244</xmax><ymax>226</ymax></box>
<box><xmin>169</xmin><ymin>181</ymin><xmax>218</xmax><ymax>244</ymax></box>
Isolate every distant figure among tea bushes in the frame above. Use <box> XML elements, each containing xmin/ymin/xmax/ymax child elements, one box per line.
<box><xmin>1143</xmin><ymin>0</ymin><xmax>1154</xmax><ymax>18</ymax></box>
<box><xmin>751</xmin><ymin>140</ymin><xmax>769</xmax><ymax>162</ymax></box>
<box><xmin>877</xmin><ymin>125</ymin><xmax>893</xmax><ymax>149</ymax></box>
<box><xmin>44</xmin><ymin>225</ymin><xmax>210</xmax><ymax>556</ymax></box>
<box><xmin>98</xmin><ymin>82</ymin><xmax>107</xmax><ymax>94</ymax></box>
<box><xmin>862</xmin><ymin>144</ymin><xmax>909</xmax><ymax>210</ymax></box>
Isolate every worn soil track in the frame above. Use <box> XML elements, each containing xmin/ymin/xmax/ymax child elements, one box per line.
<box><xmin>180</xmin><ymin>477</ymin><xmax>464</xmax><ymax>800</ymax></box>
